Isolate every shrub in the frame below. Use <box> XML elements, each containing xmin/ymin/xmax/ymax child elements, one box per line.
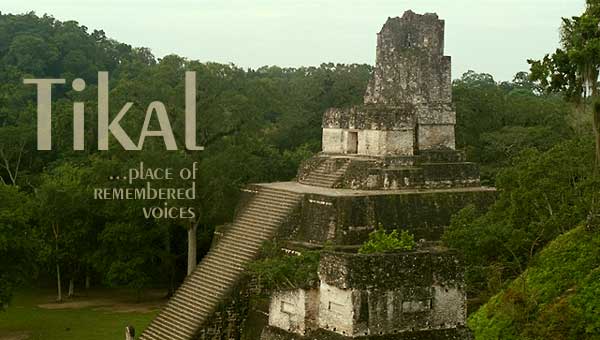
<box><xmin>358</xmin><ymin>226</ymin><xmax>416</xmax><ymax>254</ymax></box>
<box><xmin>247</xmin><ymin>241</ymin><xmax>320</xmax><ymax>291</ymax></box>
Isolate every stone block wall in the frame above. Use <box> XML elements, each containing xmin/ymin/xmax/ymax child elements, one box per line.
<box><xmin>417</xmin><ymin>125</ymin><xmax>455</xmax><ymax>151</ymax></box>
<box><xmin>321</xmin><ymin>10</ymin><xmax>457</xmax><ymax>156</ymax></box>
<box><xmin>364</xmin><ymin>11</ymin><xmax>451</xmax><ymax>106</ymax></box>
<box><xmin>269</xmin><ymin>289</ymin><xmax>319</xmax><ymax>335</ymax></box>
<box><xmin>322</xmin><ymin>129</ymin><xmax>415</xmax><ymax>156</ymax></box>
<box><xmin>262</xmin><ymin>250</ymin><xmax>470</xmax><ymax>339</ymax></box>
<box><xmin>276</xmin><ymin>188</ymin><xmax>496</xmax><ymax>245</ymax></box>
<box><xmin>317</xmin><ymin>251</ymin><xmax>466</xmax><ymax>337</ymax></box>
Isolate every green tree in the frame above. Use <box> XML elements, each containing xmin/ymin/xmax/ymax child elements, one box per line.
<box><xmin>94</xmin><ymin>222</ymin><xmax>167</xmax><ymax>301</ymax></box>
<box><xmin>0</xmin><ymin>184</ymin><xmax>33</xmax><ymax>309</ymax></box>
<box><xmin>453</xmin><ymin>71</ymin><xmax>571</xmax><ymax>183</ymax></box>
<box><xmin>36</xmin><ymin>163</ymin><xmax>91</xmax><ymax>301</ymax></box>
<box><xmin>529</xmin><ymin>0</ymin><xmax>600</xmax><ymax>166</ymax></box>
<box><xmin>443</xmin><ymin>138</ymin><xmax>599</xmax><ymax>300</ymax></box>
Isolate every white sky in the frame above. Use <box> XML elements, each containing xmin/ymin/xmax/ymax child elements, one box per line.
<box><xmin>2</xmin><ymin>0</ymin><xmax>586</xmax><ymax>81</ymax></box>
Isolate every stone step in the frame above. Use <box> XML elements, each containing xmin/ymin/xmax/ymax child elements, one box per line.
<box><xmin>234</xmin><ymin>218</ymin><xmax>281</xmax><ymax>231</ymax></box>
<box><xmin>216</xmin><ymin>235</ymin><xmax>264</xmax><ymax>254</ymax></box>
<box><xmin>245</xmin><ymin>200</ymin><xmax>295</xmax><ymax>213</ymax></box>
<box><xmin>255</xmin><ymin>191</ymin><xmax>299</xmax><ymax>202</ymax></box>
<box><xmin>196</xmin><ymin>262</ymin><xmax>239</xmax><ymax>282</ymax></box>
<box><xmin>179</xmin><ymin>274</ymin><xmax>229</xmax><ymax>295</ymax></box>
<box><xmin>253</xmin><ymin>192</ymin><xmax>300</xmax><ymax>202</ymax></box>
<box><xmin>240</xmin><ymin>205</ymin><xmax>286</xmax><ymax>218</ymax></box>
<box><xmin>236</xmin><ymin>216</ymin><xmax>285</xmax><ymax>228</ymax></box>
<box><xmin>191</xmin><ymin>266</ymin><xmax>237</xmax><ymax>288</ymax></box>
<box><xmin>299</xmin><ymin>160</ymin><xmax>349</xmax><ymax>188</ymax></box>
<box><xmin>301</xmin><ymin>175</ymin><xmax>334</xmax><ymax>182</ymax></box>
<box><xmin>301</xmin><ymin>177</ymin><xmax>335</xmax><ymax>184</ymax></box>
<box><xmin>217</xmin><ymin>226</ymin><xmax>268</xmax><ymax>244</ymax></box>
<box><xmin>155</xmin><ymin>311</ymin><xmax>198</xmax><ymax>336</ymax></box>
<box><xmin>177</xmin><ymin>282</ymin><xmax>225</xmax><ymax>304</ymax></box>
<box><xmin>221</xmin><ymin>229</ymin><xmax>272</xmax><ymax>245</ymax></box>
<box><xmin>145</xmin><ymin>319</ymin><xmax>189</xmax><ymax>340</ymax></box>
<box><xmin>146</xmin><ymin>314</ymin><xmax>192</xmax><ymax>339</ymax></box>
<box><xmin>139</xmin><ymin>188</ymin><xmax>302</xmax><ymax>340</ymax></box>
<box><xmin>242</xmin><ymin>207</ymin><xmax>290</xmax><ymax>219</ymax></box>
<box><xmin>300</xmin><ymin>179</ymin><xmax>336</xmax><ymax>187</ymax></box>
<box><xmin>199</xmin><ymin>254</ymin><xmax>244</xmax><ymax>272</ymax></box>
<box><xmin>205</xmin><ymin>248</ymin><xmax>253</xmax><ymax>268</ymax></box>
<box><xmin>208</xmin><ymin>249</ymin><xmax>254</xmax><ymax>267</ymax></box>
<box><xmin>214</xmin><ymin>235</ymin><xmax>265</xmax><ymax>251</ymax></box>
<box><xmin>227</xmin><ymin>221</ymin><xmax>273</xmax><ymax>235</ymax></box>
<box><xmin>237</xmin><ymin>214</ymin><xmax>283</xmax><ymax>227</ymax></box>
<box><xmin>243</xmin><ymin>201</ymin><xmax>294</xmax><ymax>213</ymax></box>
<box><xmin>198</xmin><ymin>253</ymin><xmax>245</xmax><ymax>272</ymax></box>
<box><xmin>162</xmin><ymin>293</ymin><xmax>208</xmax><ymax>317</ymax></box>
<box><xmin>310</xmin><ymin>169</ymin><xmax>346</xmax><ymax>176</ymax></box>
<box><xmin>158</xmin><ymin>306</ymin><xmax>200</xmax><ymax>333</ymax></box>
<box><xmin>168</xmin><ymin>284</ymin><xmax>219</xmax><ymax>308</ymax></box>
<box><xmin>167</xmin><ymin>297</ymin><xmax>212</xmax><ymax>318</ymax></box>
<box><xmin>208</xmin><ymin>246</ymin><xmax>255</xmax><ymax>264</ymax></box>
<box><xmin>220</xmin><ymin>222</ymin><xmax>276</xmax><ymax>235</ymax></box>
<box><xmin>143</xmin><ymin>325</ymin><xmax>187</xmax><ymax>340</ymax></box>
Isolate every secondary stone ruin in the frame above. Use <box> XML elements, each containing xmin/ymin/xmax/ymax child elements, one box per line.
<box><xmin>139</xmin><ymin>10</ymin><xmax>495</xmax><ymax>340</ymax></box>
<box><xmin>263</xmin><ymin>249</ymin><xmax>470</xmax><ymax>340</ymax></box>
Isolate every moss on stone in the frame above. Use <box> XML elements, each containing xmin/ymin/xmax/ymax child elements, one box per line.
<box><xmin>319</xmin><ymin>250</ymin><xmax>463</xmax><ymax>291</ymax></box>
<box><xmin>261</xmin><ymin>325</ymin><xmax>473</xmax><ymax>340</ymax></box>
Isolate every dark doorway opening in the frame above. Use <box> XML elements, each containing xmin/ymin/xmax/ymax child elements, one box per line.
<box><xmin>346</xmin><ymin>131</ymin><xmax>358</xmax><ymax>154</ymax></box>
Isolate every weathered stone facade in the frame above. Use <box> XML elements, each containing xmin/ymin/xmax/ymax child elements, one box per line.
<box><xmin>260</xmin><ymin>249</ymin><xmax>471</xmax><ymax>340</ymax></box>
<box><xmin>317</xmin><ymin>251</ymin><xmax>466</xmax><ymax>337</ymax></box>
<box><xmin>305</xmin><ymin>11</ymin><xmax>473</xmax><ymax>192</ymax></box>
<box><xmin>143</xmin><ymin>10</ymin><xmax>493</xmax><ymax>340</ymax></box>
<box><xmin>322</xmin><ymin>10</ymin><xmax>455</xmax><ymax>157</ymax></box>
<box><xmin>272</xmin><ymin>185</ymin><xmax>495</xmax><ymax>244</ymax></box>
<box><xmin>268</xmin><ymin>289</ymin><xmax>320</xmax><ymax>336</ymax></box>
<box><xmin>259</xmin><ymin>10</ymin><xmax>489</xmax><ymax>340</ymax></box>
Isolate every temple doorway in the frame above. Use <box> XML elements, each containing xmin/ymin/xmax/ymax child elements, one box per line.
<box><xmin>346</xmin><ymin>131</ymin><xmax>358</xmax><ymax>154</ymax></box>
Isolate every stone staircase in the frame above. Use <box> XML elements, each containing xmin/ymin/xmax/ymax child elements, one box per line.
<box><xmin>299</xmin><ymin>158</ymin><xmax>349</xmax><ymax>188</ymax></box>
<box><xmin>139</xmin><ymin>187</ymin><xmax>302</xmax><ymax>340</ymax></box>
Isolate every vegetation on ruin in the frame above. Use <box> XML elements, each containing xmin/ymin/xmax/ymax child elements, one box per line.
<box><xmin>443</xmin><ymin>10</ymin><xmax>600</xmax><ymax>337</ymax></box>
<box><xmin>358</xmin><ymin>226</ymin><xmax>416</xmax><ymax>254</ymax></box>
<box><xmin>246</xmin><ymin>241</ymin><xmax>320</xmax><ymax>291</ymax></box>
<box><xmin>468</xmin><ymin>226</ymin><xmax>600</xmax><ymax>340</ymax></box>
<box><xmin>443</xmin><ymin>137</ymin><xmax>599</xmax><ymax>302</ymax></box>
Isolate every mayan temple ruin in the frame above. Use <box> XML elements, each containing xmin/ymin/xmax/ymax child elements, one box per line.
<box><xmin>139</xmin><ymin>10</ymin><xmax>496</xmax><ymax>340</ymax></box>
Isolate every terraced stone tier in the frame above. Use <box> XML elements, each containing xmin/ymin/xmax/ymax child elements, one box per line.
<box><xmin>139</xmin><ymin>187</ymin><xmax>302</xmax><ymax>340</ymax></box>
<box><xmin>298</xmin><ymin>158</ymin><xmax>350</xmax><ymax>188</ymax></box>
<box><xmin>298</xmin><ymin>154</ymin><xmax>481</xmax><ymax>191</ymax></box>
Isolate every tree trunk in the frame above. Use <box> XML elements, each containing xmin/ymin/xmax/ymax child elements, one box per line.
<box><xmin>187</xmin><ymin>221</ymin><xmax>198</xmax><ymax>275</ymax></box>
<box><xmin>85</xmin><ymin>274</ymin><xmax>90</xmax><ymax>290</ymax></box>
<box><xmin>68</xmin><ymin>278</ymin><xmax>74</xmax><ymax>297</ymax></box>
<box><xmin>594</xmin><ymin>104</ymin><xmax>600</xmax><ymax>169</ymax></box>
<box><xmin>165</xmin><ymin>229</ymin><xmax>174</xmax><ymax>297</ymax></box>
<box><xmin>590</xmin><ymin>73</ymin><xmax>600</xmax><ymax>169</ymax></box>
<box><xmin>56</xmin><ymin>263</ymin><xmax>62</xmax><ymax>302</ymax></box>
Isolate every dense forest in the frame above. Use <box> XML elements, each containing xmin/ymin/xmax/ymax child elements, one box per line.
<box><xmin>0</xmin><ymin>4</ymin><xmax>599</xmax><ymax>339</ymax></box>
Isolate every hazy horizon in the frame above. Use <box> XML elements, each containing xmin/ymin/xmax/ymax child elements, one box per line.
<box><xmin>2</xmin><ymin>1</ymin><xmax>585</xmax><ymax>81</ymax></box>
